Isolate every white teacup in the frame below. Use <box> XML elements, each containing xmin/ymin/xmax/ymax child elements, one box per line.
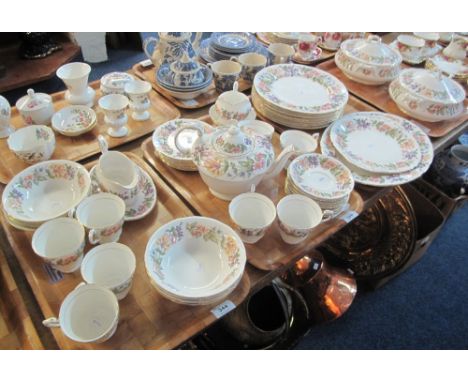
<box><xmin>43</xmin><ymin>283</ymin><xmax>119</xmax><ymax>344</ymax></box>
<box><xmin>238</xmin><ymin>120</ymin><xmax>275</xmax><ymax>141</ymax></box>
<box><xmin>32</xmin><ymin>217</ymin><xmax>85</xmax><ymax>273</ymax></box>
<box><xmin>211</xmin><ymin>81</ymin><xmax>254</xmax><ymax>125</ymax></box>
<box><xmin>124</xmin><ymin>79</ymin><xmax>152</xmax><ymax>121</ymax></box>
<box><xmin>396</xmin><ymin>35</ymin><xmax>426</xmax><ymax>61</ymax></box>
<box><xmin>81</xmin><ymin>243</ymin><xmax>136</xmax><ymax>300</ymax></box>
<box><xmin>280</xmin><ymin>130</ymin><xmax>319</xmax><ymax>164</ymax></box>
<box><xmin>231</xmin><ymin>53</ymin><xmax>267</xmax><ymax>82</ymax></box>
<box><xmin>7</xmin><ymin>125</ymin><xmax>55</xmax><ymax>164</ymax></box>
<box><xmin>413</xmin><ymin>32</ymin><xmax>440</xmax><ymax>49</ymax></box>
<box><xmin>76</xmin><ymin>193</ymin><xmax>125</xmax><ymax>245</ymax></box>
<box><xmin>229</xmin><ymin>190</ymin><xmax>276</xmax><ymax>244</ymax></box>
<box><xmin>268</xmin><ymin>43</ymin><xmax>295</xmax><ymax>64</ymax></box>
<box><xmin>277</xmin><ymin>195</ymin><xmax>332</xmax><ymax>245</ymax></box>
<box><xmin>56</xmin><ymin>62</ymin><xmax>95</xmax><ymax>107</ymax></box>
<box><xmin>98</xmin><ymin>94</ymin><xmax>129</xmax><ymax>137</ymax></box>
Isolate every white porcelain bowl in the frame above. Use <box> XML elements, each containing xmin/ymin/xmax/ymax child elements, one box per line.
<box><xmin>2</xmin><ymin>160</ymin><xmax>90</xmax><ymax>226</ymax></box>
<box><xmin>7</xmin><ymin>125</ymin><xmax>55</xmax><ymax>164</ymax></box>
<box><xmin>145</xmin><ymin>216</ymin><xmax>246</xmax><ymax>303</ymax></box>
<box><xmin>51</xmin><ymin>106</ymin><xmax>97</xmax><ymax>136</ymax></box>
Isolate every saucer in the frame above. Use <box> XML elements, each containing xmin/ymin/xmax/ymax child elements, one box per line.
<box><xmin>89</xmin><ymin>165</ymin><xmax>157</xmax><ymax>221</ymax></box>
<box><xmin>292</xmin><ymin>48</ymin><xmax>323</xmax><ymax>64</ymax></box>
<box><xmin>209</xmin><ymin>105</ymin><xmax>256</xmax><ymax>126</ymax></box>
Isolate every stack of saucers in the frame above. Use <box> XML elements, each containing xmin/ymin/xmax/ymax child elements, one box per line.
<box><xmin>145</xmin><ymin>217</ymin><xmax>246</xmax><ymax>306</ymax></box>
<box><xmin>320</xmin><ymin>112</ymin><xmax>434</xmax><ymax>187</ymax></box>
<box><xmin>286</xmin><ymin>153</ymin><xmax>354</xmax><ymax>216</ymax></box>
<box><xmin>252</xmin><ymin>64</ymin><xmax>348</xmax><ymax>129</ymax></box>
<box><xmin>199</xmin><ymin>32</ymin><xmax>269</xmax><ymax>63</ymax></box>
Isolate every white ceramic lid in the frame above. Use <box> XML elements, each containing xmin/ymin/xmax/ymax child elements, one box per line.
<box><xmin>100</xmin><ymin>72</ymin><xmax>134</xmax><ymax>91</ymax></box>
<box><xmin>398</xmin><ymin>68</ymin><xmax>466</xmax><ymax>104</ymax></box>
<box><xmin>16</xmin><ymin>89</ymin><xmax>52</xmax><ymax>111</ymax></box>
<box><xmin>341</xmin><ymin>35</ymin><xmax>402</xmax><ymax>66</ymax></box>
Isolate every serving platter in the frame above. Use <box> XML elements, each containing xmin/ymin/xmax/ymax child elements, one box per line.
<box><xmin>0</xmin><ymin>80</ymin><xmax>180</xmax><ymax>184</ymax></box>
<box><xmin>142</xmin><ymin>116</ymin><xmax>364</xmax><ymax>272</ymax></box>
<box><xmin>0</xmin><ymin>153</ymin><xmax>250</xmax><ymax>349</ymax></box>
<box><xmin>132</xmin><ymin>62</ymin><xmax>251</xmax><ymax>110</ymax></box>
<box><xmin>317</xmin><ymin>59</ymin><xmax>468</xmax><ymax>138</ymax></box>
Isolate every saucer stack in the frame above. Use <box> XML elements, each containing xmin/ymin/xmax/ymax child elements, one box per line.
<box><xmin>260</xmin><ymin>32</ymin><xmax>300</xmax><ymax>45</ymax></box>
<box><xmin>286</xmin><ymin>153</ymin><xmax>354</xmax><ymax>216</ymax></box>
<box><xmin>320</xmin><ymin>112</ymin><xmax>434</xmax><ymax>187</ymax></box>
<box><xmin>252</xmin><ymin>64</ymin><xmax>348</xmax><ymax>129</ymax></box>
<box><xmin>199</xmin><ymin>32</ymin><xmax>269</xmax><ymax>63</ymax></box>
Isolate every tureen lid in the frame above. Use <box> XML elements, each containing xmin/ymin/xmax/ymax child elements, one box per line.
<box><xmin>398</xmin><ymin>68</ymin><xmax>466</xmax><ymax>104</ymax></box>
<box><xmin>100</xmin><ymin>72</ymin><xmax>134</xmax><ymax>90</ymax></box>
<box><xmin>170</xmin><ymin>53</ymin><xmax>200</xmax><ymax>74</ymax></box>
<box><xmin>341</xmin><ymin>35</ymin><xmax>402</xmax><ymax>66</ymax></box>
<box><xmin>192</xmin><ymin>121</ymin><xmax>274</xmax><ymax>181</ymax></box>
<box><xmin>15</xmin><ymin>89</ymin><xmax>52</xmax><ymax>111</ymax></box>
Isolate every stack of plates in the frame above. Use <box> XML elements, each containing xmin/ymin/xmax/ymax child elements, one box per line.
<box><xmin>252</xmin><ymin>64</ymin><xmax>348</xmax><ymax>129</ymax></box>
<box><xmin>145</xmin><ymin>217</ymin><xmax>246</xmax><ymax>306</ymax></box>
<box><xmin>320</xmin><ymin>112</ymin><xmax>434</xmax><ymax>187</ymax></box>
<box><xmin>199</xmin><ymin>33</ymin><xmax>269</xmax><ymax>63</ymax></box>
<box><xmin>259</xmin><ymin>32</ymin><xmax>300</xmax><ymax>45</ymax></box>
<box><xmin>286</xmin><ymin>153</ymin><xmax>354</xmax><ymax>215</ymax></box>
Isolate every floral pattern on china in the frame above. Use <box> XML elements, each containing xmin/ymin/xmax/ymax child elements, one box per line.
<box><xmin>330</xmin><ymin>115</ymin><xmax>422</xmax><ymax>174</ymax></box>
<box><xmin>63</xmin><ymin>108</ymin><xmax>94</xmax><ymax>131</ymax></box>
<box><xmin>343</xmin><ymin>36</ymin><xmax>401</xmax><ymax>65</ymax></box>
<box><xmin>49</xmin><ymin>242</ymin><xmax>85</xmax><ymax>267</ymax></box>
<box><xmin>214</xmin><ymin>104</ymin><xmax>251</xmax><ymax>122</ymax></box>
<box><xmin>289</xmin><ymin>153</ymin><xmax>354</xmax><ymax>199</ymax></box>
<box><xmin>253</xmin><ymin>64</ymin><xmax>348</xmax><ymax>114</ymax></box>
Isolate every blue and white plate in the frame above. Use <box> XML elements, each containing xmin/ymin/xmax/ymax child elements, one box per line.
<box><xmin>157</xmin><ymin>64</ymin><xmax>212</xmax><ymax>91</ymax></box>
<box><xmin>211</xmin><ymin>32</ymin><xmax>254</xmax><ymax>53</ymax></box>
<box><xmin>199</xmin><ymin>38</ymin><xmax>269</xmax><ymax>63</ymax></box>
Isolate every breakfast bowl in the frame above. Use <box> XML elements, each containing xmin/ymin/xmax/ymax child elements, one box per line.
<box><xmin>2</xmin><ymin>160</ymin><xmax>91</xmax><ymax>227</ymax></box>
<box><xmin>7</xmin><ymin>125</ymin><xmax>55</xmax><ymax>164</ymax></box>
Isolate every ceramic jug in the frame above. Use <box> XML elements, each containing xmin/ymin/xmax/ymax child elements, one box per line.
<box><xmin>443</xmin><ymin>34</ymin><xmax>468</xmax><ymax>60</ymax></box>
<box><xmin>143</xmin><ymin>32</ymin><xmax>202</xmax><ymax>69</ymax></box>
<box><xmin>430</xmin><ymin>144</ymin><xmax>468</xmax><ymax>195</ymax></box>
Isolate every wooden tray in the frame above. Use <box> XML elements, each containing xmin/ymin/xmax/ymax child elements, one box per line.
<box><xmin>317</xmin><ymin>59</ymin><xmax>468</xmax><ymax>138</ymax></box>
<box><xmin>141</xmin><ymin>121</ymin><xmax>364</xmax><ymax>272</ymax></box>
<box><xmin>0</xmin><ymin>153</ymin><xmax>250</xmax><ymax>349</ymax></box>
<box><xmin>256</xmin><ymin>94</ymin><xmax>379</xmax><ymax>134</ymax></box>
<box><xmin>0</xmin><ymin>80</ymin><xmax>180</xmax><ymax>185</ymax></box>
<box><xmin>132</xmin><ymin>63</ymin><xmax>251</xmax><ymax>110</ymax></box>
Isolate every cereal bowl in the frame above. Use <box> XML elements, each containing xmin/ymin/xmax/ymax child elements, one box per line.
<box><xmin>7</xmin><ymin>125</ymin><xmax>55</xmax><ymax>164</ymax></box>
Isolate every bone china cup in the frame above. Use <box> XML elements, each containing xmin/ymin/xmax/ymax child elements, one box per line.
<box><xmin>208</xmin><ymin>60</ymin><xmax>242</xmax><ymax>93</ymax></box>
<box><xmin>268</xmin><ymin>43</ymin><xmax>295</xmax><ymax>64</ymax></box>
<box><xmin>32</xmin><ymin>217</ymin><xmax>85</xmax><ymax>273</ymax></box>
<box><xmin>229</xmin><ymin>192</ymin><xmax>276</xmax><ymax>244</ymax></box>
<box><xmin>7</xmin><ymin>125</ymin><xmax>55</xmax><ymax>164</ymax></box>
<box><xmin>98</xmin><ymin>94</ymin><xmax>129</xmax><ymax>137</ymax></box>
<box><xmin>81</xmin><ymin>243</ymin><xmax>136</xmax><ymax>300</ymax></box>
<box><xmin>396</xmin><ymin>35</ymin><xmax>426</xmax><ymax>61</ymax></box>
<box><xmin>76</xmin><ymin>193</ymin><xmax>125</xmax><ymax>245</ymax></box>
<box><xmin>43</xmin><ymin>283</ymin><xmax>119</xmax><ymax>344</ymax></box>
<box><xmin>277</xmin><ymin>195</ymin><xmax>331</xmax><ymax>245</ymax></box>
<box><xmin>124</xmin><ymin>79</ymin><xmax>152</xmax><ymax>121</ymax></box>
<box><xmin>231</xmin><ymin>53</ymin><xmax>267</xmax><ymax>82</ymax></box>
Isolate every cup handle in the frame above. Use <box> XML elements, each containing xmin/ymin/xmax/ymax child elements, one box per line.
<box><xmin>43</xmin><ymin>317</ymin><xmax>60</xmax><ymax>328</ymax></box>
<box><xmin>230</xmin><ymin>56</ymin><xmax>240</xmax><ymax>63</ymax></box>
<box><xmin>311</xmin><ymin>132</ymin><xmax>320</xmax><ymax>143</ymax></box>
<box><xmin>322</xmin><ymin>210</ymin><xmax>334</xmax><ymax>222</ymax></box>
<box><xmin>173</xmin><ymin>124</ymin><xmax>204</xmax><ymax>155</ymax></box>
<box><xmin>97</xmin><ymin>134</ymin><xmax>109</xmax><ymax>154</ymax></box>
<box><xmin>88</xmin><ymin>229</ymin><xmax>99</xmax><ymax>245</ymax></box>
<box><xmin>67</xmin><ymin>207</ymin><xmax>75</xmax><ymax>218</ymax></box>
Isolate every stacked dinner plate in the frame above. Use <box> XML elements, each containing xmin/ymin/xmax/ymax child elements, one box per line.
<box><xmin>260</xmin><ymin>32</ymin><xmax>300</xmax><ymax>45</ymax></box>
<box><xmin>286</xmin><ymin>153</ymin><xmax>355</xmax><ymax>216</ymax></box>
<box><xmin>252</xmin><ymin>64</ymin><xmax>348</xmax><ymax>129</ymax></box>
<box><xmin>320</xmin><ymin>112</ymin><xmax>434</xmax><ymax>187</ymax></box>
<box><xmin>145</xmin><ymin>217</ymin><xmax>246</xmax><ymax>306</ymax></box>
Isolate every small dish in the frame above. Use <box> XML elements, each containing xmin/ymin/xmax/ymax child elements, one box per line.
<box><xmin>292</xmin><ymin>47</ymin><xmax>323</xmax><ymax>64</ymax></box>
<box><xmin>7</xmin><ymin>125</ymin><xmax>55</xmax><ymax>164</ymax></box>
<box><xmin>51</xmin><ymin>106</ymin><xmax>97</xmax><ymax>136</ymax></box>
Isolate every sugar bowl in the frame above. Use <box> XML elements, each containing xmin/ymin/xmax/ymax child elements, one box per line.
<box><xmin>16</xmin><ymin>88</ymin><xmax>54</xmax><ymax>125</ymax></box>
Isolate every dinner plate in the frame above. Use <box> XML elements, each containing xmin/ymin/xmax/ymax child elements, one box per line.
<box><xmin>330</xmin><ymin>112</ymin><xmax>422</xmax><ymax>174</ymax></box>
<box><xmin>211</xmin><ymin>32</ymin><xmax>254</xmax><ymax>53</ymax></box>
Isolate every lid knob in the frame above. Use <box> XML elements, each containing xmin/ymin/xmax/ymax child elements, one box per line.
<box><xmin>27</xmin><ymin>88</ymin><xmax>35</xmax><ymax>98</ymax></box>
<box><xmin>367</xmin><ymin>35</ymin><xmax>381</xmax><ymax>43</ymax></box>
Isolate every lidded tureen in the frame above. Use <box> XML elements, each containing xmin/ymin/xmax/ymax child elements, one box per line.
<box><xmin>167</xmin><ymin>53</ymin><xmax>205</xmax><ymax>87</ymax></box>
<box><xmin>389</xmin><ymin>68</ymin><xmax>466</xmax><ymax>122</ymax></box>
<box><xmin>335</xmin><ymin>35</ymin><xmax>402</xmax><ymax>85</ymax></box>
<box><xmin>16</xmin><ymin>88</ymin><xmax>55</xmax><ymax>125</ymax></box>
<box><xmin>175</xmin><ymin>120</ymin><xmax>295</xmax><ymax>200</ymax></box>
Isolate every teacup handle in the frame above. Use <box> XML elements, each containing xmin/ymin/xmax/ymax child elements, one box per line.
<box><xmin>230</xmin><ymin>56</ymin><xmax>240</xmax><ymax>63</ymax></box>
<box><xmin>310</xmin><ymin>132</ymin><xmax>320</xmax><ymax>143</ymax></box>
<box><xmin>88</xmin><ymin>229</ymin><xmax>99</xmax><ymax>245</ymax></box>
<box><xmin>67</xmin><ymin>207</ymin><xmax>76</xmax><ymax>218</ymax></box>
<box><xmin>322</xmin><ymin>210</ymin><xmax>334</xmax><ymax>222</ymax></box>
<box><xmin>98</xmin><ymin>134</ymin><xmax>109</xmax><ymax>154</ymax></box>
<box><xmin>43</xmin><ymin>317</ymin><xmax>60</xmax><ymax>328</ymax></box>
<box><xmin>173</xmin><ymin>125</ymin><xmax>204</xmax><ymax>155</ymax></box>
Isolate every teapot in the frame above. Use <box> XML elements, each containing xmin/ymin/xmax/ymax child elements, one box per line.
<box><xmin>443</xmin><ymin>34</ymin><xmax>468</xmax><ymax>60</ymax></box>
<box><xmin>143</xmin><ymin>32</ymin><xmax>202</xmax><ymax>69</ymax></box>
<box><xmin>174</xmin><ymin>120</ymin><xmax>296</xmax><ymax>200</ymax></box>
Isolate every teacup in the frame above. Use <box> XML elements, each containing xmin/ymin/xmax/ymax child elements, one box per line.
<box><xmin>210</xmin><ymin>81</ymin><xmax>254</xmax><ymax>125</ymax></box>
<box><xmin>396</xmin><ymin>35</ymin><xmax>426</xmax><ymax>61</ymax></box>
<box><xmin>98</xmin><ymin>93</ymin><xmax>129</xmax><ymax>137</ymax></box>
<box><xmin>268</xmin><ymin>43</ymin><xmax>295</xmax><ymax>64</ymax></box>
<box><xmin>229</xmin><ymin>190</ymin><xmax>276</xmax><ymax>244</ymax></box>
<box><xmin>414</xmin><ymin>32</ymin><xmax>440</xmax><ymax>49</ymax></box>
<box><xmin>81</xmin><ymin>243</ymin><xmax>136</xmax><ymax>300</ymax></box>
<box><xmin>56</xmin><ymin>62</ymin><xmax>95</xmax><ymax>107</ymax></box>
<box><xmin>208</xmin><ymin>60</ymin><xmax>242</xmax><ymax>93</ymax></box>
<box><xmin>95</xmin><ymin>135</ymin><xmax>139</xmax><ymax>204</ymax></box>
<box><xmin>280</xmin><ymin>130</ymin><xmax>319</xmax><ymax>163</ymax></box>
<box><xmin>231</xmin><ymin>53</ymin><xmax>267</xmax><ymax>82</ymax></box>
<box><xmin>7</xmin><ymin>125</ymin><xmax>55</xmax><ymax>164</ymax></box>
<box><xmin>297</xmin><ymin>34</ymin><xmax>322</xmax><ymax>59</ymax></box>
<box><xmin>238</xmin><ymin>120</ymin><xmax>274</xmax><ymax>141</ymax></box>
<box><xmin>76</xmin><ymin>193</ymin><xmax>125</xmax><ymax>245</ymax></box>
<box><xmin>32</xmin><ymin>217</ymin><xmax>85</xmax><ymax>273</ymax></box>
<box><xmin>124</xmin><ymin>79</ymin><xmax>152</xmax><ymax>121</ymax></box>
<box><xmin>43</xmin><ymin>283</ymin><xmax>119</xmax><ymax>344</ymax></box>
<box><xmin>277</xmin><ymin>195</ymin><xmax>332</xmax><ymax>245</ymax></box>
